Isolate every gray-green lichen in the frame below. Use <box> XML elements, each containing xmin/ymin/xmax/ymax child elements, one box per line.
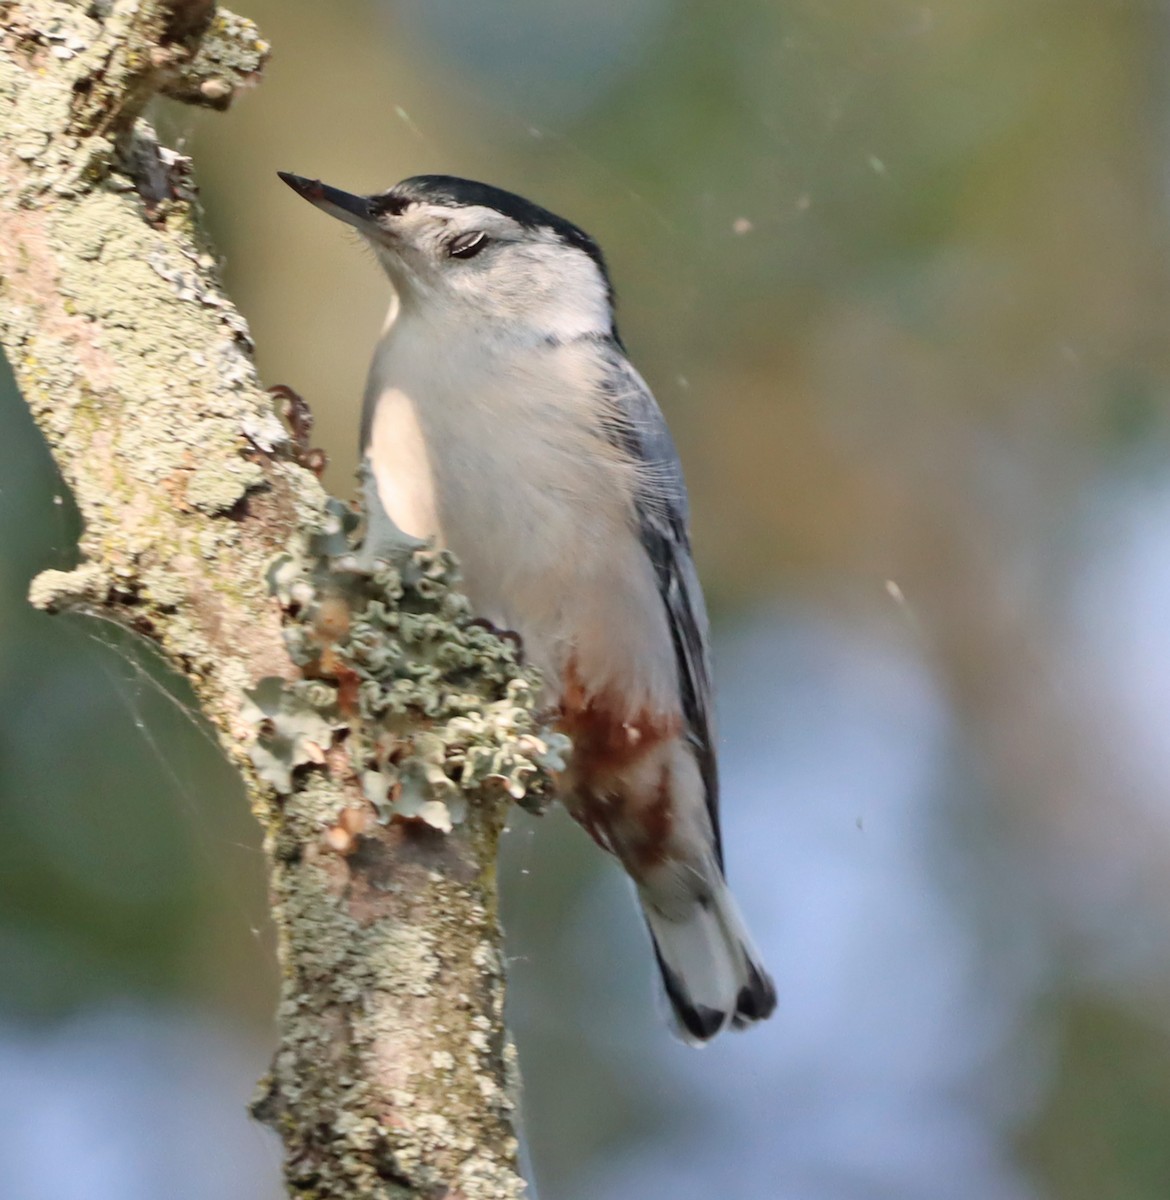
<box><xmin>247</xmin><ymin>499</ymin><xmax>567</xmax><ymax>833</ymax></box>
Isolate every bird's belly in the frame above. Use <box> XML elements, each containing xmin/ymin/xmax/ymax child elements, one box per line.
<box><xmin>366</xmin><ymin>379</ymin><xmax>677</xmax><ymax>716</ymax></box>
<box><xmin>441</xmin><ymin>460</ymin><xmax>668</xmax><ymax>707</ymax></box>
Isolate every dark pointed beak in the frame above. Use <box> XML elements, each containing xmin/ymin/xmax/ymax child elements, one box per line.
<box><xmin>278</xmin><ymin>171</ymin><xmax>374</xmax><ymax>230</ymax></box>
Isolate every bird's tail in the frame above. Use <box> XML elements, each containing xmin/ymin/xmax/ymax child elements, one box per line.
<box><xmin>640</xmin><ymin>870</ymin><xmax>776</xmax><ymax>1044</ymax></box>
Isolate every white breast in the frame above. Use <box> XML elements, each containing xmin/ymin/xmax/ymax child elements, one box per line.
<box><xmin>366</xmin><ymin>387</ymin><xmax>440</xmax><ymax>541</ymax></box>
<box><xmin>364</xmin><ymin>310</ymin><xmax>679</xmax><ymax>718</ymax></box>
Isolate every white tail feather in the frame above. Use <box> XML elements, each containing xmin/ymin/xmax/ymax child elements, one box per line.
<box><xmin>641</xmin><ymin>876</ymin><xmax>775</xmax><ymax>1044</ymax></box>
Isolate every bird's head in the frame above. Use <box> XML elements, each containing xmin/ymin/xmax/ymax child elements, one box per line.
<box><xmin>279</xmin><ymin>172</ymin><xmax>616</xmax><ymax>344</ymax></box>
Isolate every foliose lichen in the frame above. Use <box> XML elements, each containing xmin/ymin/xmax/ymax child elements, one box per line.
<box><xmin>244</xmin><ymin>499</ymin><xmax>568</xmax><ymax>832</ymax></box>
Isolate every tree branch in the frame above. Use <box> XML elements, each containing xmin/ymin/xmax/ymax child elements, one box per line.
<box><xmin>0</xmin><ymin>4</ymin><xmax>547</xmax><ymax>1196</ymax></box>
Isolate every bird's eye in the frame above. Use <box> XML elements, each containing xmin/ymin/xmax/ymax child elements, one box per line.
<box><xmin>448</xmin><ymin>231</ymin><xmax>488</xmax><ymax>259</ymax></box>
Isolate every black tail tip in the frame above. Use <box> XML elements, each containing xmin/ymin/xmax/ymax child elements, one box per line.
<box><xmin>731</xmin><ymin>962</ymin><xmax>778</xmax><ymax>1029</ymax></box>
<box><xmin>656</xmin><ymin>951</ymin><xmax>777</xmax><ymax>1044</ymax></box>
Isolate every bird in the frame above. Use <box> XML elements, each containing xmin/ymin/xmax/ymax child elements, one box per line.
<box><xmin>278</xmin><ymin>170</ymin><xmax>776</xmax><ymax>1042</ymax></box>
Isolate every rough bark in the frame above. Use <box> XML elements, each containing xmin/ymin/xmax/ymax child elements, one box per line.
<box><xmin>0</xmin><ymin>4</ymin><xmax>542</xmax><ymax>1196</ymax></box>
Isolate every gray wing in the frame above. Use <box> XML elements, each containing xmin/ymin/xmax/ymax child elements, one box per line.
<box><xmin>596</xmin><ymin>341</ymin><xmax>724</xmax><ymax>867</ymax></box>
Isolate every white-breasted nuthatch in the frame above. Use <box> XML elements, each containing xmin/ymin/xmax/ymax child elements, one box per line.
<box><xmin>278</xmin><ymin>171</ymin><xmax>776</xmax><ymax>1042</ymax></box>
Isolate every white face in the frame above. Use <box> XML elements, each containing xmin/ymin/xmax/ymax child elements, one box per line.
<box><xmin>362</xmin><ymin>198</ymin><xmax>613</xmax><ymax>343</ymax></box>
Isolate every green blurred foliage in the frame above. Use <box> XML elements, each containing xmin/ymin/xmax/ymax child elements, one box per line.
<box><xmin>1023</xmin><ymin>1002</ymin><xmax>1170</xmax><ymax>1200</ymax></box>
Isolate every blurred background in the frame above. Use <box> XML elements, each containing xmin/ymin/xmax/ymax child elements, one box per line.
<box><xmin>4</xmin><ymin>0</ymin><xmax>1170</xmax><ymax>1196</ymax></box>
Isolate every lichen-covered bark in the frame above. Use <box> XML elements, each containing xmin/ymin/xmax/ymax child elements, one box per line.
<box><xmin>0</xmin><ymin>4</ymin><xmax>533</xmax><ymax>1196</ymax></box>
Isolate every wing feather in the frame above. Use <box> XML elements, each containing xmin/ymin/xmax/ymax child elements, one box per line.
<box><xmin>595</xmin><ymin>342</ymin><xmax>724</xmax><ymax>867</ymax></box>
